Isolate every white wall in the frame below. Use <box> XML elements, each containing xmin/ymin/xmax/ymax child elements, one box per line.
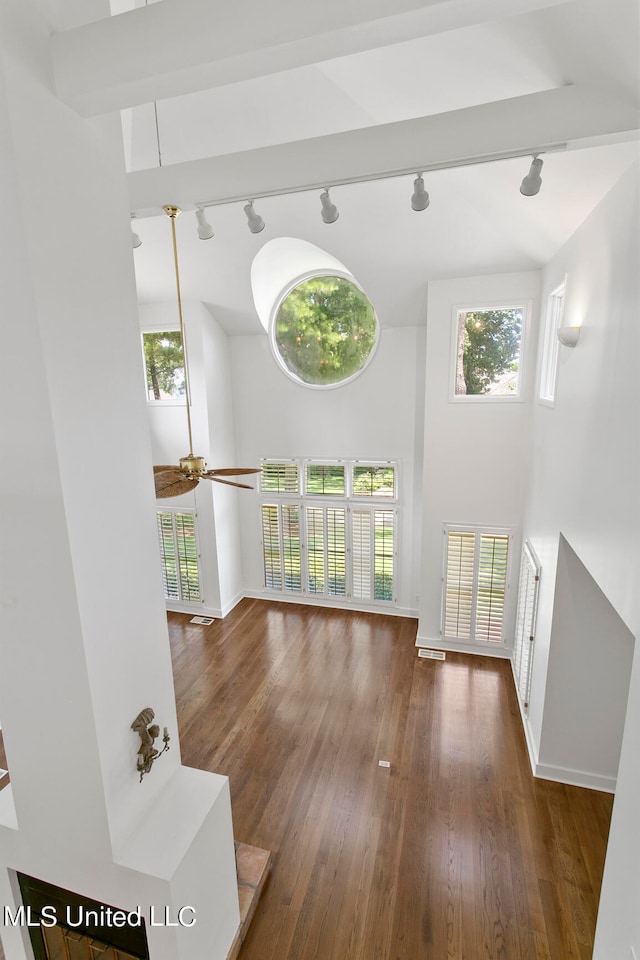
<box><xmin>536</xmin><ymin>535</ymin><xmax>634</xmax><ymax>790</ymax></box>
<box><xmin>0</xmin><ymin>4</ymin><xmax>239</xmax><ymax>959</ymax></box>
<box><xmin>417</xmin><ymin>271</ymin><xmax>541</xmax><ymax>649</ymax></box>
<box><xmin>140</xmin><ymin>301</ymin><xmax>245</xmax><ymax>617</ymax></box>
<box><xmin>230</xmin><ymin>326</ymin><xmax>423</xmax><ymax>614</ymax></box>
<box><xmin>516</xmin><ymin>163</ymin><xmax>639</xmax><ymax>958</ymax></box>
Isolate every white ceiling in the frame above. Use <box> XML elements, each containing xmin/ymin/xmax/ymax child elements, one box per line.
<box><xmin>118</xmin><ymin>0</ymin><xmax>639</xmax><ymax>334</ymax></box>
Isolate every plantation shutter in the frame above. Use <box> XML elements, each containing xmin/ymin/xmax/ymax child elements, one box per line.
<box><xmin>326</xmin><ymin>508</ymin><xmax>346</xmax><ymax>596</ymax></box>
<box><xmin>157</xmin><ymin>512</ymin><xmax>179</xmax><ymax>600</ymax></box>
<box><xmin>261</xmin><ymin>505</ymin><xmax>282</xmax><ymax>590</ymax></box>
<box><xmin>306</xmin><ymin>507</ymin><xmax>325</xmax><ymax>594</ymax></box>
<box><xmin>261</xmin><ymin>461</ymin><xmax>299</xmax><ymax>494</ymax></box>
<box><xmin>513</xmin><ymin>541</ymin><xmax>541</xmax><ymax>710</ymax></box>
<box><xmin>352</xmin><ymin>511</ymin><xmax>372</xmax><ymax>600</ymax></box>
<box><xmin>282</xmin><ymin>505</ymin><xmax>301</xmax><ymax>591</ymax></box>
<box><xmin>374</xmin><ymin>510</ymin><xmax>395</xmax><ymax>600</ymax></box>
<box><xmin>174</xmin><ymin>513</ymin><xmax>200</xmax><ymax>601</ymax></box>
<box><xmin>443</xmin><ymin>531</ymin><xmax>475</xmax><ymax>639</ymax></box>
<box><xmin>258</xmin><ymin>461</ymin><xmax>396</xmax><ymax>606</ymax></box>
<box><xmin>156</xmin><ymin>510</ymin><xmax>201</xmax><ymax>603</ymax></box>
<box><xmin>306</xmin><ymin>506</ymin><xmax>346</xmax><ymax>596</ymax></box>
<box><xmin>443</xmin><ymin>527</ymin><xmax>510</xmax><ymax>643</ymax></box>
<box><xmin>476</xmin><ymin>533</ymin><xmax>509</xmax><ymax>642</ymax></box>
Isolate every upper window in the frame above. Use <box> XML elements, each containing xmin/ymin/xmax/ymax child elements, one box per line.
<box><xmin>452</xmin><ymin>305</ymin><xmax>526</xmax><ymax>400</ymax></box>
<box><xmin>352</xmin><ymin>464</ymin><xmax>396</xmax><ymax>499</ymax></box>
<box><xmin>142</xmin><ymin>330</ymin><xmax>185</xmax><ymax>401</ymax></box>
<box><xmin>273</xmin><ymin>276</ymin><xmax>378</xmax><ymax>387</ymax></box>
<box><xmin>539</xmin><ymin>281</ymin><xmax>565</xmax><ymax>405</ymax></box>
<box><xmin>259</xmin><ymin>460</ymin><xmax>397</xmax><ymax>500</ymax></box>
<box><xmin>305</xmin><ymin>462</ymin><xmax>346</xmax><ymax>495</ymax></box>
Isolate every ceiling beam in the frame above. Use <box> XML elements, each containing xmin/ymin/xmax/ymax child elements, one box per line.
<box><xmin>52</xmin><ymin>0</ymin><xmax>572</xmax><ymax>116</ymax></box>
<box><xmin>127</xmin><ymin>85</ymin><xmax>640</xmax><ymax>216</ymax></box>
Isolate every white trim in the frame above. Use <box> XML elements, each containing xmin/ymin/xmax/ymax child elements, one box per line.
<box><xmin>538</xmin><ymin>277</ymin><xmax>567</xmax><ymax>406</ymax></box>
<box><xmin>440</xmin><ymin>523</ymin><xmax>514</xmax><ymax>646</ymax></box>
<box><xmin>246</xmin><ymin>588</ymin><xmax>417</xmax><ymax>618</ymax></box>
<box><xmin>416</xmin><ymin>634</ymin><xmax>511</xmax><ymax>658</ymax></box>
<box><xmin>141</xmin><ymin>328</ymin><xmax>188</xmax><ymax>404</ymax></box>
<box><xmin>269</xmin><ymin>270</ymin><xmax>380</xmax><ymax>390</ymax></box>
<box><xmin>449</xmin><ymin>300</ymin><xmax>531</xmax><ymax>403</ymax></box>
<box><xmin>510</xmin><ymin>660</ymin><xmax>616</xmax><ymax>793</ymax></box>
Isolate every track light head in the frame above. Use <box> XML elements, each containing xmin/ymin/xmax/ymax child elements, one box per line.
<box><xmin>520</xmin><ymin>156</ymin><xmax>543</xmax><ymax>197</ymax></box>
<box><xmin>320</xmin><ymin>189</ymin><xmax>339</xmax><ymax>224</ymax></box>
<box><xmin>411</xmin><ymin>175</ymin><xmax>430</xmax><ymax>212</ymax></box>
<box><xmin>195</xmin><ymin>206</ymin><xmax>214</xmax><ymax>240</ymax></box>
<box><xmin>244</xmin><ymin>201</ymin><xmax>265</xmax><ymax>234</ymax></box>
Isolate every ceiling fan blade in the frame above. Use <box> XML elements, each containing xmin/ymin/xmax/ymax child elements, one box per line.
<box><xmin>153</xmin><ymin>464</ymin><xmax>180</xmax><ymax>474</ymax></box>
<box><xmin>202</xmin><ymin>475</ymin><xmax>255</xmax><ymax>490</ymax></box>
<box><xmin>203</xmin><ymin>467</ymin><xmax>261</xmax><ymax>477</ymax></box>
<box><xmin>154</xmin><ymin>469</ymin><xmax>199</xmax><ymax>499</ymax></box>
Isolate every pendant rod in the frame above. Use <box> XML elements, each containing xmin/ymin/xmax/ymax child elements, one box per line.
<box><xmin>164</xmin><ymin>205</ymin><xmax>194</xmax><ymax>457</ymax></box>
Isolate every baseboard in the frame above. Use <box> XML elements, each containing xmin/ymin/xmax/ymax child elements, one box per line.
<box><xmin>532</xmin><ymin>761</ymin><xmax>616</xmax><ymax>794</ymax></box>
<box><xmin>220</xmin><ymin>592</ymin><xmax>245</xmax><ymax>618</ymax></box>
<box><xmin>243</xmin><ymin>590</ymin><xmax>418</xmax><ymax>619</ymax></box>
<box><xmin>509</xmin><ymin>663</ymin><xmax>617</xmax><ymax>794</ymax></box>
<box><xmin>415</xmin><ymin>635</ymin><xmax>511</xmax><ymax>659</ymax></box>
<box><xmin>165</xmin><ymin>601</ymin><xmax>223</xmax><ymax>619</ymax></box>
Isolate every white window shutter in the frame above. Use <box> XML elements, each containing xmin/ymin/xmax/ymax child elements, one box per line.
<box><xmin>513</xmin><ymin>541</ymin><xmax>541</xmax><ymax>710</ymax></box>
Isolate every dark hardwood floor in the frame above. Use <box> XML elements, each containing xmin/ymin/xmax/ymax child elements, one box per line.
<box><xmin>168</xmin><ymin>599</ymin><xmax>612</xmax><ymax>960</ymax></box>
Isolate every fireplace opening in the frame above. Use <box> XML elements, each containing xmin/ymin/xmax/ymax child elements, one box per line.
<box><xmin>16</xmin><ymin>874</ymin><xmax>149</xmax><ymax>960</ymax></box>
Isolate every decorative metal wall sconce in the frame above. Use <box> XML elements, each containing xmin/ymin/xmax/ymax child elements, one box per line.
<box><xmin>131</xmin><ymin>707</ymin><xmax>170</xmax><ymax>782</ymax></box>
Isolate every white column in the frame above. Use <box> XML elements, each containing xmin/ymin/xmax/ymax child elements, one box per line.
<box><xmin>0</xmin><ymin>3</ymin><xmax>239</xmax><ymax>959</ymax></box>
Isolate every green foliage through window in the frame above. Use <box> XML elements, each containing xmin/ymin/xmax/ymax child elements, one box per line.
<box><xmin>143</xmin><ymin>331</ymin><xmax>185</xmax><ymax>400</ymax></box>
<box><xmin>305</xmin><ymin>464</ymin><xmax>345</xmax><ymax>495</ymax></box>
<box><xmin>455</xmin><ymin>308</ymin><xmax>523</xmax><ymax>396</ymax></box>
<box><xmin>353</xmin><ymin>465</ymin><xmax>395</xmax><ymax>498</ymax></box>
<box><xmin>274</xmin><ymin>276</ymin><xmax>377</xmax><ymax>386</ymax></box>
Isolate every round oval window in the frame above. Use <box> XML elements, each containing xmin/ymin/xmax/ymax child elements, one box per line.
<box><xmin>273</xmin><ymin>275</ymin><xmax>378</xmax><ymax>387</ymax></box>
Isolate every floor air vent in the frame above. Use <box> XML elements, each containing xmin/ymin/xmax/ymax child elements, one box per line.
<box><xmin>190</xmin><ymin>616</ymin><xmax>215</xmax><ymax>625</ymax></box>
<box><xmin>418</xmin><ymin>649</ymin><xmax>446</xmax><ymax>660</ymax></box>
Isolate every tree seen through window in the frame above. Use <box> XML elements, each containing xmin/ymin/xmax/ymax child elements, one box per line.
<box><xmin>143</xmin><ymin>330</ymin><xmax>185</xmax><ymax>400</ymax></box>
<box><xmin>275</xmin><ymin>276</ymin><xmax>377</xmax><ymax>386</ymax></box>
<box><xmin>455</xmin><ymin>308</ymin><xmax>523</xmax><ymax>396</ymax></box>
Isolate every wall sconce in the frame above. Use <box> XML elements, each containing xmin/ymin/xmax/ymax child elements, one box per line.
<box><xmin>557</xmin><ymin>326</ymin><xmax>581</xmax><ymax>347</ymax></box>
<box><xmin>131</xmin><ymin>707</ymin><xmax>170</xmax><ymax>782</ymax></box>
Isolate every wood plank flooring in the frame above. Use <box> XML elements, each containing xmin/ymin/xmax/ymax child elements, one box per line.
<box><xmin>168</xmin><ymin>600</ymin><xmax>612</xmax><ymax>960</ymax></box>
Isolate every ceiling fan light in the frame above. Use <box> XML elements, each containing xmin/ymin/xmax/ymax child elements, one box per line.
<box><xmin>520</xmin><ymin>156</ymin><xmax>543</xmax><ymax>196</ymax></box>
<box><xmin>411</xmin><ymin>175</ymin><xmax>430</xmax><ymax>212</ymax></box>
<box><xmin>195</xmin><ymin>206</ymin><xmax>214</xmax><ymax>240</ymax></box>
<box><xmin>244</xmin><ymin>201</ymin><xmax>265</xmax><ymax>234</ymax></box>
<box><xmin>320</xmin><ymin>189</ymin><xmax>339</xmax><ymax>224</ymax></box>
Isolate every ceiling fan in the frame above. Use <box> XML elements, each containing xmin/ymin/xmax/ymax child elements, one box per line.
<box><xmin>153</xmin><ymin>205</ymin><xmax>260</xmax><ymax>499</ymax></box>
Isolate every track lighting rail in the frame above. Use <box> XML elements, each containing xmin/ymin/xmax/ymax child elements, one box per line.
<box><xmin>130</xmin><ymin>143</ymin><xmax>566</xmax><ymax>222</ymax></box>
<box><xmin>129</xmin><ymin>143</ymin><xmax>566</xmax><ymax>244</ymax></box>
<box><xmin>188</xmin><ymin>143</ymin><xmax>567</xmax><ymax>213</ymax></box>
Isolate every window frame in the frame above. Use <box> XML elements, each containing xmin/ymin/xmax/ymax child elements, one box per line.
<box><xmin>350</xmin><ymin>461</ymin><xmax>397</xmax><ymax>501</ymax></box>
<box><xmin>538</xmin><ymin>280</ymin><xmax>566</xmax><ymax>406</ymax></box>
<box><xmin>156</xmin><ymin>507</ymin><xmax>202</xmax><ymax>605</ymax></box>
<box><xmin>441</xmin><ymin>523</ymin><xmax>514</xmax><ymax>647</ymax></box>
<box><xmin>258</xmin><ymin>458</ymin><xmax>398</xmax><ymax>606</ymax></box>
<box><xmin>269</xmin><ymin>270</ymin><xmax>380</xmax><ymax>390</ymax></box>
<box><xmin>449</xmin><ymin>301</ymin><xmax>530</xmax><ymax>403</ymax></box>
<box><xmin>140</xmin><ymin>324</ymin><xmax>187</xmax><ymax>406</ymax></box>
